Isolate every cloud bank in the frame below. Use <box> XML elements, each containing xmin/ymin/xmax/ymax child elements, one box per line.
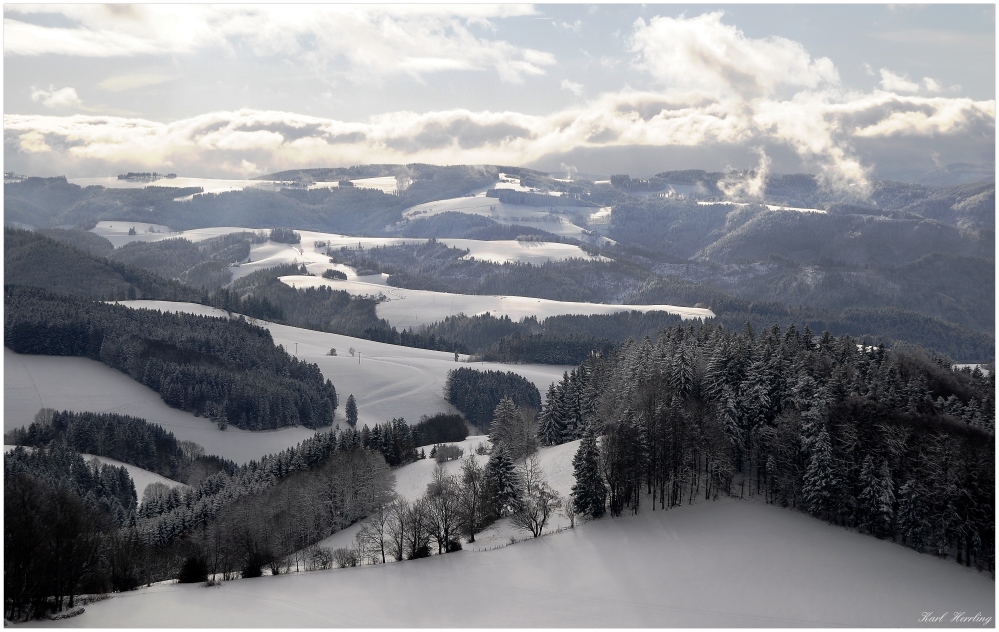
<box><xmin>4</xmin><ymin>10</ymin><xmax>993</xmax><ymax>192</ymax></box>
<box><xmin>4</xmin><ymin>5</ymin><xmax>552</xmax><ymax>83</ymax></box>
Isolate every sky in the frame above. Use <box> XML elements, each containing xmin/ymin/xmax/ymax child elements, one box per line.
<box><xmin>3</xmin><ymin>4</ymin><xmax>995</xmax><ymax>188</ymax></box>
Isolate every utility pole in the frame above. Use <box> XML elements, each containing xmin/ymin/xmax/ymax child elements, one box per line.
<box><xmin>295</xmin><ymin>342</ymin><xmax>298</xmax><ymax>355</ymax></box>
<box><xmin>358</xmin><ymin>351</ymin><xmax>361</xmax><ymax>365</ymax></box>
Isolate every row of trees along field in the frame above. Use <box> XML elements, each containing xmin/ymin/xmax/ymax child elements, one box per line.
<box><xmin>5</xmin><ymin>286</ymin><xmax>338</xmax><ymax>430</ymax></box>
<box><xmin>548</xmin><ymin>323</ymin><xmax>994</xmax><ymax>572</ymax></box>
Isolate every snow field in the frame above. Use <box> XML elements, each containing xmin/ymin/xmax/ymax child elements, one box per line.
<box><xmin>7</xmin><ymin>303</ymin><xmax>572</xmax><ymax>464</ymax></box>
<box><xmin>89</xmin><ymin>222</ymin><xmax>606</xmax><ymax>266</ymax></box>
<box><xmin>278</xmin><ymin>275</ymin><xmax>716</xmax><ymax>329</ymax></box>
<box><xmin>114</xmin><ymin>300</ymin><xmax>572</xmax><ymax>419</ymax></box>
<box><xmin>69</xmin><ymin>175</ymin><xmax>397</xmax><ymax>198</ymax></box>
<box><xmin>398</xmin><ymin>192</ymin><xmax>613</xmax><ymax>242</ymax></box>
<box><xmin>29</xmin><ymin>495</ymin><xmax>994</xmax><ymax>627</ymax></box>
<box><xmin>695</xmin><ymin>201</ymin><xmax>827</xmax><ymax>213</ymax></box>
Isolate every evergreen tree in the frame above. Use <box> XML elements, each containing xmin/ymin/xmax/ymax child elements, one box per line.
<box><xmin>537</xmin><ymin>383</ymin><xmax>564</xmax><ymax>446</ymax></box>
<box><xmin>345</xmin><ymin>394</ymin><xmax>358</xmax><ymax>428</ymax></box>
<box><xmin>489</xmin><ymin>396</ymin><xmax>520</xmax><ymax>449</ymax></box>
<box><xmin>897</xmin><ymin>478</ymin><xmax>928</xmax><ymax>552</ymax></box>
<box><xmin>802</xmin><ymin>427</ymin><xmax>836</xmax><ymax>519</ymax></box>
<box><xmin>570</xmin><ymin>426</ymin><xmax>606</xmax><ymax>519</ymax></box>
<box><xmin>858</xmin><ymin>456</ymin><xmax>896</xmax><ymax>538</ymax></box>
<box><xmin>483</xmin><ymin>444</ymin><xmax>521</xmax><ymax>519</ymax></box>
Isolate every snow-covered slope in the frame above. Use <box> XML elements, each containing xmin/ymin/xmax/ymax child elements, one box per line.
<box><xmin>6</xmin><ymin>304</ymin><xmax>571</xmax><ymax>463</ymax></box>
<box><xmin>398</xmin><ymin>191</ymin><xmax>614</xmax><ymax>243</ymax></box>
<box><xmin>29</xmin><ymin>495</ymin><xmax>994</xmax><ymax>627</ymax></box>
<box><xmin>277</xmin><ymin>275</ymin><xmax>715</xmax><ymax>329</ymax></box>
<box><xmin>4</xmin><ymin>348</ymin><xmax>319</xmax><ymax>465</ymax></box>
<box><xmin>90</xmin><ymin>222</ymin><xmax>604</xmax><ymax>266</ymax></box>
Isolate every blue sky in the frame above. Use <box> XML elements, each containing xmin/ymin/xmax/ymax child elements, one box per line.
<box><xmin>3</xmin><ymin>4</ymin><xmax>995</xmax><ymax>185</ymax></box>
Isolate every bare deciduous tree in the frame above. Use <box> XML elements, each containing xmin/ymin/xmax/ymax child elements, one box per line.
<box><xmin>511</xmin><ymin>455</ymin><xmax>561</xmax><ymax>538</ymax></box>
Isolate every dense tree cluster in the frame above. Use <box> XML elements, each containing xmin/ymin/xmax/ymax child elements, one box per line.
<box><xmin>416</xmin><ymin>311</ymin><xmax>683</xmax><ymax>364</ymax></box>
<box><xmin>36</xmin><ymin>227</ymin><xmax>115</xmax><ymax>257</ymax></box>
<box><xmin>5</xmin><ymin>445</ymin><xmax>141</xmax><ymax>620</ymax></box>
<box><xmin>6</xmin><ymin>409</ymin><xmax>235</xmax><ymax>485</ymax></box>
<box><xmin>538</xmin><ymin>362</ymin><xmax>601</xmax><ymax>446</ymax></box>
<box><xmin>268</xmin><ymin>228</ymin><xmax>301</xmax><ymax>244</ymax></box>
<box><xmin>322</xmin><ymin>268</ymin><xmax>348</xmax><ymax>280</ymax></box>
<box><xmin>5</xmin><ymin>286</ymin><xmax>338</xmax><ymax>430</ymax></box>
<box><xmin>137</xmin><ymin>426</ymin><xmax>379</xmax><ymax>547</ymax></box>
<box><xmin>357</xmin><ymin>419</ymin><xmax>420</xmax><ymax>467</ymax></box>
<box><xmin>411</xmin><ymin>413</ymin><xmax>469</xmax><ymax>447</ymax></box>
<box><xmin>557</xmin><ymin>321</ymin><xmax>994</xmax><ymax>571</ymax></box>
<box><xmin>445</xmin><ymin>368</ymin><xmax>541</xmax><ymax>430</ymax></box>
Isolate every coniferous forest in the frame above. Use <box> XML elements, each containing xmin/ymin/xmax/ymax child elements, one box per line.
<box><xmin>542</xmin><ymin>322</ymin><xmax>995</xmax><ymax>571</ymax></box>
<box><xmin>5</xmin><ymin>285</ymin><xmax>338</xmax><ymax>430</ymax></box>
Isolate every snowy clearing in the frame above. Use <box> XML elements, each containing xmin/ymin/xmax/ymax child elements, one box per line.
<box><xmin>29</xmin><ymin>495</ymin><xmax>993</xmax><ymax>627</ymax></box>
<box><xmin>277</xmin><ymin>275</ymin><xmax>715</xmax><ymax>329</ymax></box>
<box><xmin>68</xmin><ymin>176</ymin><xmax>396</xmax><ymax>199</ymax></box>
<box><xmin>398</xmin><ymin>193</ymin><xmax>613</xmax><ymax>243</ymax></box>
<box><xmin>89</xmin><ymin>222</ymin><xmax>605</xmax><ymax>267</ymax></box>
<box><xmin>695</xmin><ymin>201</ymin><xmax>827</xmax><ymax>213</ymax></box>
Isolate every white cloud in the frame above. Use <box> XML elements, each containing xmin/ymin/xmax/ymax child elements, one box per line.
<box><xmin>879</xmin><ymin>69</ymin><xmax>920</xmax><ymax>93</ymax></box>
<box><xmin>30</xmin><ymin>86</ymin><xmax>83</xmax><ymax>109</ymax></box>
<box><xmin>5</xmin><ymin>91</ymin><xmax>991</xmax><ymax>184</ymax></box>
<box><xmin>3</xmin><ymin>5</ymin><xmax>553</xmax><ymax>84</ymax></box>
<box><xmin>98</xmin><ymin>73</ymin><xmax>174</xmax><ymax>92</ymax></box>
<box><xmin>922</xmin><ymin>77</ymin><xmax>942</xmax><ymax>93</ymax></box>
<box><xmin>629</xmin><ymin>12</ymin><xmax>839</xmax><ymax>97</ymax></box>
<box><xmin>561</xmin><ymin>80</ymin><xmax>584</xmax><ymax>97</ymax></box>
<box><xmin>555</xmin><ymin>19</ymin><xmax>582</xmax><ymax>33</ymax></box>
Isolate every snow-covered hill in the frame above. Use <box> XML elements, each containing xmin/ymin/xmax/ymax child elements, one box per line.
<box><xmin>398</xmin><ymin>189</ymin><xmax>614</xmax><ymax>243</ymax></box>
<box><xmin>6</xmin><ymin>304</ymin><xmax>571</xmax><ymax>463</ymax></box>
<box><xmin>278</xmin><ymin>275</ymin><xmax>714</xmax><ymax>328</ymax></box>
<box><xmin>27</xmin><ymin>494</ymin><xmax>994</xmax><ymax>627</ymax></box>
<box><xmin>90</xmin><ymin>222</ymin><xmax>605</xmax><ymax>267</ymax></box>
<box><xmin>4</xmin><ymin>348</ymin><xmax>318</xmax><ymax>465</ymax></box>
